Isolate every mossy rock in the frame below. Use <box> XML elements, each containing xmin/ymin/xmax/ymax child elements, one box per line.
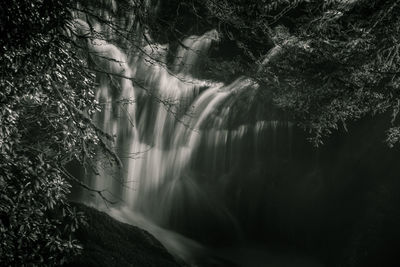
<box><xmin>65</xmin><ymin>203</ymin><xmax>184</xmax><ymax>267</ymax></box>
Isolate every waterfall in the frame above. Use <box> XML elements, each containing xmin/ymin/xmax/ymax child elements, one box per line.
<box><xmin>74</xmin><ymin>16</ymin><xmax>293</xmax><ymax>224</ymax></box>
<box><xmin>71</xmin><ymin>4</ymin><xmax>296</xmax><ymax>263</ymax></box>
<box><xmin>65</xmin><ymin>3</ymin><xmax>400</xmax><ymax>267</ymax></box>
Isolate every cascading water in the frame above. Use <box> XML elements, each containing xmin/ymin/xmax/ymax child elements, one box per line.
<box><xmin>62</xmin><ymin>2</ymin><xmax>400</xmax><ymax>267</ymax></box>
<box><xmin>71</xmin><ymin>4</ymin><xmax>324</xmax><ymax>266</ymax></box>
<box><xmin>87</xmin><ymin>27</ymin><xmax>273</xmax><ymax>227</ymax></box>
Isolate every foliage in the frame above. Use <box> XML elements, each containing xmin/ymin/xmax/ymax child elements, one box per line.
<box><xmin>202</xmin><ymin>0</ymin><xmax>304</xmax><ymax>61</ymax></box>
<box><xmin>258</xmin><ymin>0</ymin><xmax>400</xmax><ymax>145</ymax></box>
<box><xmin>0</xmin><ymin>0</ymin><xmax>119</xmax><ymax>265</ymax></box>
<box><xmin>255</xmin><ymin>0</ymin><xmax>400</xmax><ymax>146</ymax></box>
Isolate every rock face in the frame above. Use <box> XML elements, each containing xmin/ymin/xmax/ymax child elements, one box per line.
<box><xmin>65</xmin><ymin>203</ymin><xmax>184</xmax><ymax>267</ymax></box>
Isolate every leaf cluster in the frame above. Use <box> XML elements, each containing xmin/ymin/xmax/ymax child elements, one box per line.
<box><xmin>0</xmin><ymin>0</ymin><xmax>119</xmax><ymax>265</ymax></box>
<box><xmin>258</xmin><ymin>0</ymin><xmax>400</xmax><ymax>146</ymax></box>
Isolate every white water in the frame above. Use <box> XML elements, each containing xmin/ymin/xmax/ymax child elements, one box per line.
<box><xmin>71</xmin><ymin>8</ymin><xmax>325</xmax><ymax>266</ymax></box>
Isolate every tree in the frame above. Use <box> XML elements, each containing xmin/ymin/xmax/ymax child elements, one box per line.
<box><xmin>255</xmin><ymin>0</ymin><xmax>400</xmax><ymax>146</ymax></box>
<box><xmin>0</xmin><ymin>0</ymin><xmax>120</xmax><ymax>264</ymax></box>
